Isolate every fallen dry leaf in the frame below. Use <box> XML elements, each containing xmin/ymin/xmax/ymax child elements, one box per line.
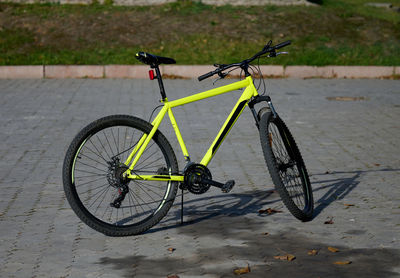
<box><xmin>308</xmin><ymin>249</ymin><xmax>319</xmax><ymax>256</ymax></box>
<box><xmin>326</xmin><ymin>96</ymin><xmax>367</xmax><ymax>101</ymax></box>
<box><xmin>167</xmin><ymin>248</ymin><xmax>176</xmax><ymax>252</ymax></box>
<box><xmin>274</xmin><ymin>254</ymin><xmax>296</xmax><ymax>261</ymax></box>
<box><xmin>259</xmin><ymin>208</ymin><xmax>283</xmax><ymax>215</ymax></box>
<box><xmin>324</xmin><ymin>217</ymin><xmax>334</xmax><ymax>224</ymax></box>
<box><xmin>163</xmin><ymin>74</ymin><xmax>189</xmax><ymax>80</ymax></box>
<box><xmin>334</xmin><ymin>261</ymin><xmax>352</xmax><ymax>265</ymax></box>
<box><xmin>167</xmin><ymin>275</ymin><xmax>180</xmax><ymax>278</ymax></box>
<box><xmin>234</xmin><ymin>264</ymin><xmax>250</xmax><ymax>275</ymax></box>
<box><xmin>328</xmin><ymin>247</ymin><xmax>339</xmax><ymax>253</ymax></box>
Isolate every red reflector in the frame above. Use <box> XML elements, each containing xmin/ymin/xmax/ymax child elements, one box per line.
<box><xmin>149</xmin><ymin>70</ymin><xmax>155</xmax><ymax>80</ymax></box>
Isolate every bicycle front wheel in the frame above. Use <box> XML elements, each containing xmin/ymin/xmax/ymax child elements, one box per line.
<box><xmin>63</xmin><ymin>115</ymin><xmax>179</xmax><ymax>236</ymax></box>
<box><xmin>259</xmin><ymin>108</ymin><xmax>313</xmax><ymax>221</ymax></box>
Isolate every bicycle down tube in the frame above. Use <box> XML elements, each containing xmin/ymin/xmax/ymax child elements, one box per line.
<box><xmin>124</xmin><ymin>76</ymin><xmax>259</xmax><ymax>182</ymax></box>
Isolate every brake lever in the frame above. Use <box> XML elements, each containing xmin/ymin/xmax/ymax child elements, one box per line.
<box><xmin>276</xmin><ymin>51</ymin><xmax>289</xmax><ymax>56</ymax></box>
<box><xmin>218</xmin><ymin>72</ymin><xmax>228</xmax><ymax>79</ymax></box>
<box><xmin>212</xmin><ymin>72</ymin><xmax>228</xmax><ymax>85</ymax></box>
<box><xmin>267</xmin><ymin>51</ymin><xmax>288</xmax><ymax>58</ymax></box>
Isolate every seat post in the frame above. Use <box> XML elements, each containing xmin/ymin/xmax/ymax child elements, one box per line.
<box><xmin>153</xmin><ymin>65</ymin><xmax>167</xmax><ymax>101</ymax></box>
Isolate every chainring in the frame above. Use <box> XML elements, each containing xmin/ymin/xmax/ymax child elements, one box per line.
<box><xmin>183</xmin><ymin>163</ymin><xmax>212</xmax><ymax>194</ymax></box>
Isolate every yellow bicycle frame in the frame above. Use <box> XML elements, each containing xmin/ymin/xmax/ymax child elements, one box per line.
<box><xmin>125</xmin><ymin>76</ymin><xmax>259</xmax><ymax>182</ymax></box>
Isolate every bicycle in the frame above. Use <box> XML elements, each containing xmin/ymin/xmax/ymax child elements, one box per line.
<box><xmin>62</xmin><ymin>40</ymin><xmax>314</xmax><ymax>236</ymax></box>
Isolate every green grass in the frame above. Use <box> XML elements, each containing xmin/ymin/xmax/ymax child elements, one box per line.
<box><xmin>0</xmin><ymin>0</ymin><xmax>399</xmax><ymax>66</ymax></box>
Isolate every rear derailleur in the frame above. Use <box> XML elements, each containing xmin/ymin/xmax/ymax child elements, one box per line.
<box><xmin>107</xmin><ymin>158</ymin><xmax>130</xmax><ymax>209</ymax></box>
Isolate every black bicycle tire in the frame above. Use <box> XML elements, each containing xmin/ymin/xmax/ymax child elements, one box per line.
<box><xmin>62</xmin><ymin>115</ymin><xmax>179</xmax><ymax>236</ymax></box>
<box><xmin>259</xmin><ymin>108</ymin><xmax>314</xmax><ymax>221</ymax></box>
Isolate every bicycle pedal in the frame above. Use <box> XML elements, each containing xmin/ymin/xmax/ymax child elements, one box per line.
<box><xmin>221</xmin><ymin>180</ymin><xmax>235</xmax><ymax>193</ymax></box>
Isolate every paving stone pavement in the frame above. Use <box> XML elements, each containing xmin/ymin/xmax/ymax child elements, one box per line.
<box><xmin>0</xmin><ymin>78</ymin><xmax>399</xmax><ymax>278</ymax></box>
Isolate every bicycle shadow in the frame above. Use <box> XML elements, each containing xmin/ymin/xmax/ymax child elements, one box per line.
<box><xmin>311</xmin><ymin>168</ymin><xmax>399</xmax><ymax>217</ymax></box>
<box><xmin>147</xmin><ymin>188</ymin><xmax>278</xmax><ymax>234</ymax></box>
<box><xmin>147</xmin><ymin>167</ymin><xmax>399</xmax><ymax>234</ymax></box>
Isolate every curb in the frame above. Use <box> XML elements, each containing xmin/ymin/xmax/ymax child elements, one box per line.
<box><xmin>0</xmin><ymin>65</ymin><xmax>398</xmax><ymax>79</ymax></box>
<box><xmin>0</xmin><ymin>66</ymin><xmax>44</xmax><ymax>79</ymax></box>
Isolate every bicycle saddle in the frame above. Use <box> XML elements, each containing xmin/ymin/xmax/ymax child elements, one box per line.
<box><xmin>135</xmin><ymin>52</ymin><xmax>176</xmax><ymax>67</ymax></box>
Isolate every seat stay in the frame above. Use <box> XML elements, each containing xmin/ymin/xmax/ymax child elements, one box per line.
<box><xmin>125</xmin><ymin>106</ymin><xmax>168</xmax><ymax>171</ymax></box>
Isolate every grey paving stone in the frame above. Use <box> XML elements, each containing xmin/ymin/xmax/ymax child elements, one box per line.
<box><xmin>0</xmin><ymin>78</ymin><xmax>399</xmax><ymax>277</ymax></box>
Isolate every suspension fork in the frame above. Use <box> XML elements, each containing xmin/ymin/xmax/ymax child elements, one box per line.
<box><xmin>248</xmin><ymin>95</ymin><xmax>278</xmax><ymax>130</ymax></box>
<box><xmin>250</xmin><ymin>96</ymin><xmax>296</xmax><ymax>162</ymax></box>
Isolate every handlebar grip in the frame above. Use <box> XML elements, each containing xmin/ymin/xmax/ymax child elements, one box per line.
<box><xmin>198</xmin><ymin>71</ymin><xmax>215</xmax><ymax>81</ymax></box>
<box><xmin>274</xmin><ymin>40</ymin><xmax>291</xmax><ymax>50</ymax></box>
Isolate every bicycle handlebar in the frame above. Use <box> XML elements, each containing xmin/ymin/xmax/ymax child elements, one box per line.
<box><xmin>198</xmin><ymin>71</ymin><xmax>215</xmax><ymax>82</ymax></box>
<box><xmin>274</xmin><ymin>40</ymin><xmax>291</xmax><ymax>50</ymax></box>
<box><xmin>198</xmin><ymin>40</ymin><xmax>291</xmax><ymax>81</ymax></box>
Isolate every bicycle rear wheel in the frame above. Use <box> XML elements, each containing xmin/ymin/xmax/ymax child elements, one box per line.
<box><xmin>259</xmin><ymin>108</ymin><xmax>313</xmax><ymax>221</ymax></box>
<box><xmin>63</xmin><ymin>115</ymin><xmax>179</xmax><ymax>236</ymax></box>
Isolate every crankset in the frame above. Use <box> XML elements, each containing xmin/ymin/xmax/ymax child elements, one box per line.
<box><xmin>183</xmin><ymin>163</ymin><xmax>212</xmax><ymax>194</ymax></box>
<box><xmin>183</xmin><ymin>163</ymin><xmax>236</xmax><ymax>194</ymax></box>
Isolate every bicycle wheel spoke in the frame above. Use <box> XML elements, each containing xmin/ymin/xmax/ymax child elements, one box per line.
<box><xmin>130</xmin><ymin>188</ymin><xmax>155</xmax><ymax>212</ymax></box>
<box><xmin>75</xmin><ymin>160</ymin><xmax>108</xmax><ymax>174</ymax></box>
<box><xmin>78</xmin><ymin>152</ymin><xmax>109</xmax><ymax>168</ymax></box>
<box><xmin>108</xmin><ymin>191</ymin><xmax>118</xmax><ymax>222</ymax></box>
<box><xmin>74</xmin><ymin>173</ymin><xmax>107</xmax><ymax>179</ymax></box>
<box><xmin>127</xmin><ymin>186</ymin><xmax>134</xmax><ymax>218</ymax></box>
<box><xmin>87</xmin><ymin>184</ymin><xmax>111</xmax><ymax>210</ymax></box>
<box><xmin>74</xmin><ymin>168</ymin><xmax>105</xmax><ymax>176</ymax></box>
<box><xmin>127</xmin><ymin>190</ymin><xmax>140</xmax><ymax>216</ymax></box>
<box><xmin>95</xmin><ymin>134</ymin><xmax>112</xmax><ymax>160</ymax></box>
<box><xmin>103</xmin><ymin>130</ymin><xmax>116</xmax><ymax>157</ymax></box>
<box><xmin>135</xmin><ymin>157</ymin><xmax>164</xmax><ymax>172</ymax></box>
<box><xmin>110</xmin><ymin>127</ymin><xmax>119</xmax><ymax>155</ymax></box>
<box><xmin>84</xmin><ymin>141</ymin><xmax>109</xmax><ymax>164</ymax></box>
<box><xmin>122</xmin><ymin>127</ymin><xmax>128</xmax><ymax>162</ymax></box>
<box><xmin>76</xmin><ymin>176</ymin><xmax>108</xmax><ymax>188</ymax></box>
<box><xmin>134</xmin><ymin>143</ymin><xmax>157</xmax><ymax>167</ymax></box>
<box><xmin>135</xmin><ymin>181</ymin><xmax>164</xmax><ymax>201</ymax></box>
<box><xmin>129</xmin><ymin>190</ymin><xmax>148</xmax><ymax>215</ymax></box>
<box><xmin>77</xmin><ymin>182</ymin><xmax>109</xmax><ymax>195</ymax></box>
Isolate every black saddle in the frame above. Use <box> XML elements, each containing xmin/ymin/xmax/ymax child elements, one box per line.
<box><xmin>135</xmin><ymin>52</ymin><xmax>176</xmax><ymax>67</ymax></box>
